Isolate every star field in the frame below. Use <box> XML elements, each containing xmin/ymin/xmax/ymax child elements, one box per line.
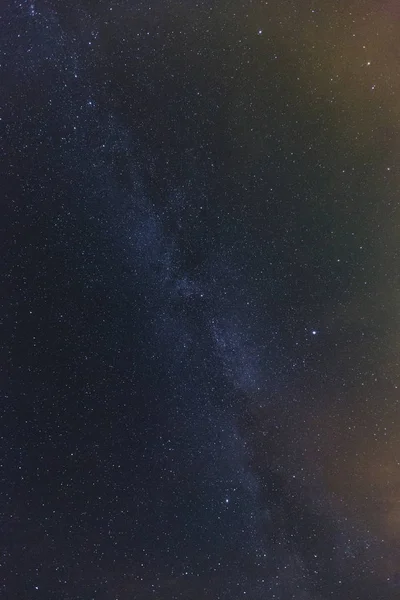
<box><xmin>2</xmin><ymin>1</ymin><xmax>400</xmax><ymax>599</ymax></box>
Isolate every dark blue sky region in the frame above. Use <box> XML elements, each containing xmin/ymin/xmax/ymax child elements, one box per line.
<box><xmin>2</xmin><ymin>1</ymin><xmax>400</xmax><ymax>598</ymax></box>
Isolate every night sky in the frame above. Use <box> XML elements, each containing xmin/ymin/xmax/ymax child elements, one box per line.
<box><xmin>2</xmin><ymin>1</ymin><xmax>400</xmax><ymax>598</ymax></box>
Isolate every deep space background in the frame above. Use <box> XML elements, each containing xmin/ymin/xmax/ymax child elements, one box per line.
<box><xmin>2</xmin><ymin>1</ymin><xmax>400</xmax><ymax>598</ymax></box>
